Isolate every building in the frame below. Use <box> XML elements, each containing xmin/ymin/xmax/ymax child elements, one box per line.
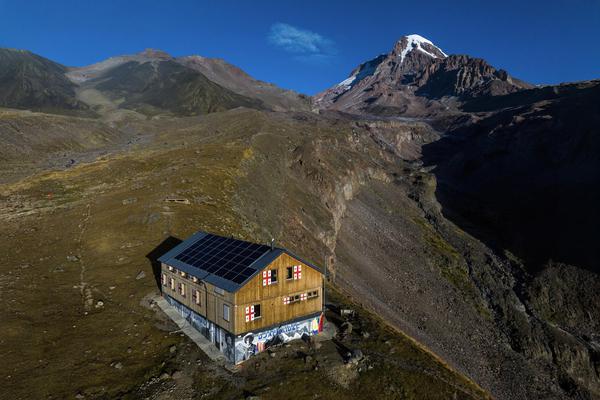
<box><xmin>158</xmin><ymin>231</ymin><xmax>324</xmax><ymax>364</ymax></box>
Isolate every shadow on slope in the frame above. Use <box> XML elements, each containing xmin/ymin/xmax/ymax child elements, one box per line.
<box><xmin>422</xmin><ymin>81</ymin><xmax>600</xmax><ymax>274</ymax></box>
<box><xmin>146</xmin><ymin>236</ymin><xmax>183</xmax><ymax>289</ymax></box>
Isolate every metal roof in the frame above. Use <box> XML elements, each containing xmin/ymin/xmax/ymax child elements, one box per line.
<box><xmin>158</xmin><ymin>231</ymin><xmax>322</xmax><ymax>292</ymax></box>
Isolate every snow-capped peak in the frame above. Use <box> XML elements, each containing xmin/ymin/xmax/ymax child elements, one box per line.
<box><xmin>399</xmin><ymin>34</ymin><xmax>447</xmax><ymax>63</ymax></box>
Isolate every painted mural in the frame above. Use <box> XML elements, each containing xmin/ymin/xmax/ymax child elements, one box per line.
<box><xmin>234</xmin><ymin>313</ymin><xmax>323</xmax><ymax>364</ymax></box>
<box><xmin>165</xmin><ymin>295</ymin><xmax>237</xmax><ymax>363</ymax></box>
<box><xmin>165</xmin><ymin>295</ymin><xmax>323</xmax><ymax>365</ymax></box>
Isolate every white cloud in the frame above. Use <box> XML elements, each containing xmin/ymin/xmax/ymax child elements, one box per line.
<box><xmin>268</xmin><ymin>23</ymin><xmax>336</xmax><ymax>62</ymax></box>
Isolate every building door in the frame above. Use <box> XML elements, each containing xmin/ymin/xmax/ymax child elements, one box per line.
<box><xmin>215</xmin><ymin>328</ymin><xmax>221</xmax><ymax>350</ymax></box>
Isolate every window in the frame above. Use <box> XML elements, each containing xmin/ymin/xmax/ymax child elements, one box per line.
<box><xmin>180</xmin><ymin>271</ymin><xmax>187</xmax><ymax>278</ymax></box>
<box><xmin>244</xmin><ymin>304</ymin><xmax>261</xmax><ymax>322</ymax></box>
<box><xmin>214</xmin><ymin>287</ymin><xmax>225</xmax><ymax>296</ymax></box>
<box><xmin>169</xmin><ymin>278</ymin><xmax>175</xmax><ymax>291</ymax></box>
<box><xmin>179</xmin><ymin>282</ymin><xmax>186</xmax><ymax>297</ymax></box>
<box><xmin>192</xmin><ymin>276</ymin><xmax>198</xmax><ymax>283</ymax></box>
<box><xmin>194</xmin><ymin>289</ymin><xmax>201</xmax><ymax>305</ymax></box>
<box><xmin>286</xmin><ymin>294</ymin><xmax>299</xmax><ymax>303</ymax></box>
<box><xmin>262</xmin><ymin>269</ymin><xmax>278</xmax><ymax>286</ymax></box>
<box><xmin>162</xmin><ymin>273</ymin><xmax>167</xmax><ymax>286</ymax></box>
<box><xmin>287</xmin><ymin>265</ymin><xmax>302</xmax><ymax>280</ymax></box>
<box><xmin>168</xmin><ymin>266</ymin><xmax>174</xmax><ymax>272</ymax></box>
<box><xmin>283</xmin><ymin>291</ymin><xmax>316</xmax><ymax>305</ymax></box>
<box><xmin>223</xmin><ymin>304</ymin><xmax>230</xmax><ymax>322</ymax></box>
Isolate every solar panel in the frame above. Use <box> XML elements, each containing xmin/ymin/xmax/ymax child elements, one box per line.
<box><xmin>231</xmin><ymin>275</ymin><xmax>247</xmax><ymax>284</ymax></box>
<box><xmin>172</xmin><ymin>233</ymin><xmax>271</xmax><ymax>289</ymax></box>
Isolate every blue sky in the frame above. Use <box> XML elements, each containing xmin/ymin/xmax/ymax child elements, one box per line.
<box><xmin>1</xmin><ymin>0</ymin><xmax>598</xmax><ymax>94</ymax></box>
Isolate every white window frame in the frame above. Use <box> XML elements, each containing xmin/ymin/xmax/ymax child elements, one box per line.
<box><xmin>245</xmin><ymin>304</ymin><xmax>261</xmax><ymax>322</ymax></box>
<box><xmin>223</xmin><ymin>304</ymin><xmax>230</xmax><ymax>322</ymax></box>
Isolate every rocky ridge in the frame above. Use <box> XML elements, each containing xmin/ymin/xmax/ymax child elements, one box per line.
<box><xmin>314</xmin><ymin>34</ymin><xmax>531</xmax><ymax>117</ymax></box>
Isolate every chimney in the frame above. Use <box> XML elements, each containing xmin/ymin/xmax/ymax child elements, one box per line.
<box><xmin>270</xmin><ymin>238</ymin><xmax>275</xmax><ymax>251</ymax></box>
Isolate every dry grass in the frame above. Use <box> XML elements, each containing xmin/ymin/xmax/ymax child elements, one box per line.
<box><xmin>0</xmin><ymin>109</ymin><xmax>491</xmax><ymax>399</ymax></box>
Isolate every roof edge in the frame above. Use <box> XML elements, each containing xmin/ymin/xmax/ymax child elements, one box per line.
<box><xmin>280</xmin><ymin>248</ymin><xmax>323</xmax><ymax>275</ymax></box>
<box><xmin>158</xmin><ymin>231</ymin><xmax>207</xmax><ymax>264</ymax></box>
<box><xmin>158</xmin><ymin>231</ymin><xmax>324</xmax><ymax>293</ymax></box>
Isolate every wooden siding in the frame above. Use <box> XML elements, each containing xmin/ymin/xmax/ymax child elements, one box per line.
<box><xmin>233</xmin><ymin>253</ymin><xmax>323</xmax><ymax>335</ymax></box>
<box><xmin>160</xmin><ymin>263</ymin><xmax>235</xmax><ymax>332</ymax></box>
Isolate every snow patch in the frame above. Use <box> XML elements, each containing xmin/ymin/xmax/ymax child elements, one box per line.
<box><xmin>335</xmin><ymin>54</ymin><xmax>385</xmax><ymax>93</ymax></box>
<box><xmin>399</xmin><ymin>34</ymin><xmax>447</xmax><ymax>63</ymax></box>
<box><xmin>337</xmin><ymin>75</ymin><xmax>356</xmax><ymax>89</ymax></box>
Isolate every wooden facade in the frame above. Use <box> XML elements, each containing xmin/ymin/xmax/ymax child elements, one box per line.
<box><xmin>233</xmin><ymin>252</ymin><xmax>323</xmax><ymax>335</ymax></box>
<box><xmin>160</xmin><ymin>252</ymin><xmax>323</xmax><ymax>335</ymax></box>
<box><xmin>161</xmin><ymin>263</ymin><xmax>235</xmax><ymax>331</ymax></box>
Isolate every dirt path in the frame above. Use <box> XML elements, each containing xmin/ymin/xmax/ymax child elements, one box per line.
<box><xmin>76</xmin><ymin>202</ymin><xmax>94</xmax><ymax>311</ymax></box>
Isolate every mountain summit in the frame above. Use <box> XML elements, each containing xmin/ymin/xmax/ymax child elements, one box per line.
<box><xmin>394</xmin><ymin>34</ymin><xmax>447</xmax><ymax>63</ymax></box>
<box><xmin>315</xmin><ymin>34</ymin><xmax>531</xmax><ymax>117</ymax></box>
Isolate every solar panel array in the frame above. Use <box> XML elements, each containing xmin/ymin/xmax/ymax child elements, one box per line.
<box><xmin>174</xmin><ymin>233</ymin><xmax>271</xmax><ymax>285</ymax></box>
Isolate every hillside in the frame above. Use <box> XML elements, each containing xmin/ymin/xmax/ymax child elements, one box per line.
<box><xmin>422</xmin><ymin>79</ymin><xmax>600</xmax><ymax>272</ymax></box>
<box><xmin>67</xmin><ymin>48</ymin><xmax>309</xmax><ymax>116</ymax></box>
<box><xmin>0</xmin><ymin>109</ymin><xmax>491</xmax><ymax>400</ymax></box>
<box><xmin>0</xmin><ymin>48</ymin><xmax>91</xmax><ymax>115</ymax></box>
<box><xmin>90</xmin><ymin>58</ymin><xmax>264</xmax><ymax>116</ymax></box>
<box><xmin>0</xmin><ymin>109</ymin><xmax>134</xmax><ymax>183</ymax></box>
<box><xmin>177</xmin><ymin>55</ymin><xmax>311</xmax><ymax>111</ymax></box>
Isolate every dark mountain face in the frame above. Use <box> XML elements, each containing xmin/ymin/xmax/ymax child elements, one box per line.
<box><xmin>314</xmin><ymin>35</ymin><xmax>531</xmax><ymax>117</ymax></box>
<box><xmin>0</xmin><ymin>49</ymin><xmax>90</xmax><ymax>114</ymax></box>
<box><xmin>414</xmin><ymin>54</ymin><xmax>531</xmax><ymax>98</ymax></box>
<box><xmin>91</xmin><ymin>59</ymin><xmax>264</xmax><ymax>116</ymax></box>
<box><xmin>422</xmin><ymin>80</ymin><xmax>600</xmax><ymax>273</ymax></box>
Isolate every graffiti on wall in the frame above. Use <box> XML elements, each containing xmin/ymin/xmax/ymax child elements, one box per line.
<box><xmin>165</xmin><ymin>295</ymin><xmax>323</xmax><ymax>365</ymax></box>
<box><xmin>234</xmin><ymin>314</ymin><xmax>323</xmax><ymax>364</ymax></box>
<box><xmin>165</xmin><ymin>295</ymin><xmax>237</xmax><ymax>363</ymax></box>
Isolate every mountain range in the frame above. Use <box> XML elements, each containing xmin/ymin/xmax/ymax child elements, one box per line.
<box><xmin>0</xmin><ymin>47</ymin><xmax>309</xmax><ymax>118</ymax></box>
<box><xmin>0</xmin><ymin>35</ymin><xmax>598</xmax><ymax>400</ymax></box>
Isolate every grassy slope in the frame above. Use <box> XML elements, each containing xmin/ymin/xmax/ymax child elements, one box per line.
<box><xmin>0</xmin><ymin>110</ymin><xmax>489</xmax><ymax>399</ymax></box>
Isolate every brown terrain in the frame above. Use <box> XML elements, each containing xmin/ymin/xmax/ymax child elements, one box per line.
<box><xmin>0</xmin><ymin>37</ymin><xmax>599</xmax><ymax>400</ymax></box>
